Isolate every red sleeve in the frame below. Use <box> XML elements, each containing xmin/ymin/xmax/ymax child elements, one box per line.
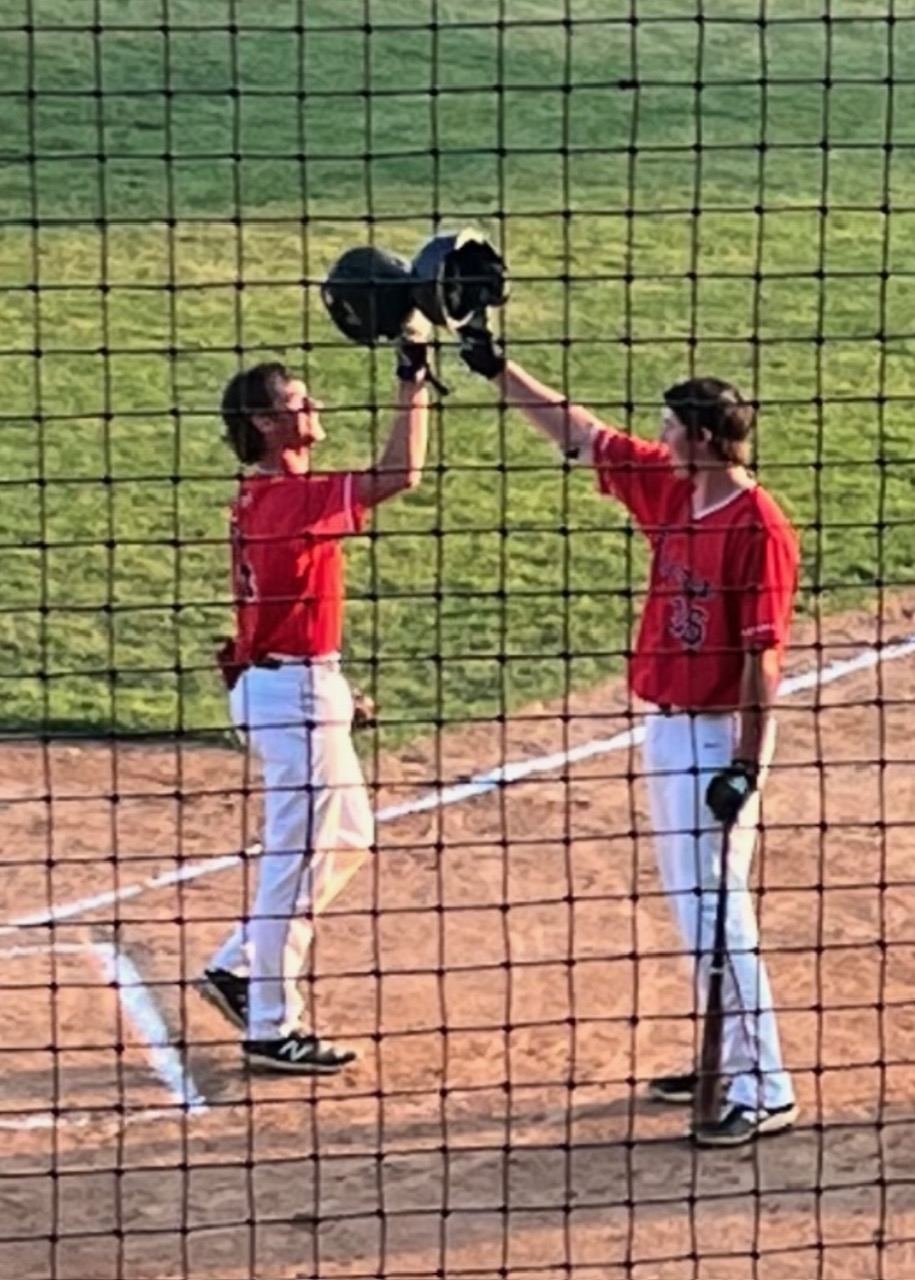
<box><xmin>737</xmin><ymin>517</ymin><xmax>799</xmax><ymax>651</ymax></box>
<box><xmin>591</xmin><ymin>428</ymin><xmax>677</xmax><ymax>528</ymax></box>
<box><xmin>296</xmin><ymin>471</ymin><xmax>365</xmax><ymax>538</ymax></box>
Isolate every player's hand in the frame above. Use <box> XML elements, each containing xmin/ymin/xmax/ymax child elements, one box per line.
<box><xmin>395</xmin><ymin>335</ymin><xmax>428</xmax><ymax>385</ymax></box>
<box><xmin>705</xmin><ymin>760</ymin><xmax>758</xmax><ymax>826</ymax></box>
<box><xmin>395</xmin><ymin>312</ymin><xmax>448</xmax><ymax>394</ymax></box>
<box><xmin>458</xmin><ymin>312</ymin><xmax>506</xmax><ymax>380</ymax></box>
<box><xmin>351</xmin><ymin>687</ymin><xmax>378</xmax><ymax>732</ymax></box>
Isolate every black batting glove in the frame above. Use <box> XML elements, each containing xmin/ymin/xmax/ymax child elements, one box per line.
<box><xmin>395</xmin><ymin>339</ymin><xmax>429</xmax><ymax>384</ymax></box>
<box><xmin>395</xmin><ymin>313</ymin><xmax>448</xmax><ymax>394</ymax></box>
<box><xmin>705</xmin><ymin>760</ymin><xmax>758</xmax><ymax>826</ymax></box>
<box><xmin>458</xmin><ymin>313</ymin><xmax>506</xmax><ymax>380</ymax></box>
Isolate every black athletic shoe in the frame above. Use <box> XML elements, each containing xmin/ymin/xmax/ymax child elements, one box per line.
<box><xmin>195</xmin><ymin>968</ymin><xmax>248</xmax><ymax>1032</ymax></box>
<box><xmin>243</xmin><ymin>1031</ymin><xmax>357</xmax><ymax>1076</ymax></box>
<box><xmin>647</xmin><ymin>1070</ymin><xmax>697</xmax><ymax>1105</ymax></box>
<box><xmin>692</xmin><ymin>1101</ymin><xmax>799</xmax><ymax>1148</ymax></box>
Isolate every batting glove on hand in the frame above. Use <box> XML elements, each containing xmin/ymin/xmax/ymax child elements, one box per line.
<box><xmin>458</xmin><ymin>313</ymin><xmax>506</xmax><ymax>380</ymax></box>
<box><xmin>395</xmin><ymin>312</ymin><xmax>449</xmax><ymax>394</ymax></box>
<box><xmin>705</xmin><ymin>760</ymin><xmax>758</xmax><ymax>826</ymax></box>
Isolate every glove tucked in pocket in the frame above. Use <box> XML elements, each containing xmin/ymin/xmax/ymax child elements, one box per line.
<box><xmin>351</xmin><ymin>687</ymin><xmax>378</xmax><ymax>732</ymax></box>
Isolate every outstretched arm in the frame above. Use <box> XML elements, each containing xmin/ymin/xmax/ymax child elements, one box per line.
<box><xmin>458</xmin><ymin>317</ymin><xmax>672</xmax><ymax>525</ymax></box>
<box><xmin>459</xmin><ymin>323</ymin><xmax>606</xmax><ymax>458</ymax></box>
<box><xmin>493</xmin><ymin>361</ymin><xmax>605</xmax><ymax>459</ymax></box>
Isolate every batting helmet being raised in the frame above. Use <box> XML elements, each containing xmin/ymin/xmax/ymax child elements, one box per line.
<box><xmin>321</xmin><ymin>245</ymin><xmax>417</xmax><ymax>346</ymax></box>
<box><xmin>410</xmin><ymin>228</ymin><xmax>509</xmax><ymax>331</ymax></box>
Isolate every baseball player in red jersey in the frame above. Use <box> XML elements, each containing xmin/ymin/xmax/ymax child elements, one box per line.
<box><xmin>458</xmin><ymin>320</ymin><xmax>799</xmax><ymax>1147</ymax></box>
<box><xmin>196</xmin><ymin>332</ymin><xmax>430</xmax><ymax>1075</ymax></box>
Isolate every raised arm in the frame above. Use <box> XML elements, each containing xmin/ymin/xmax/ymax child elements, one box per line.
<box><xmin>354</xmin><ymin>327</ymin><xmax>431</xmax><ymax>510</ymax></box>
<box><xmin>355</xmin><ymin>379</ymin><xmax>429</xmax><ymax>509</ymax></box>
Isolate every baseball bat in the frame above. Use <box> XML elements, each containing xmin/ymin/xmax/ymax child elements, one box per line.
<box><xmin>696</xmin><ymin>822</ymin><xmax>733</xmax><ymax>1126</ymax></box>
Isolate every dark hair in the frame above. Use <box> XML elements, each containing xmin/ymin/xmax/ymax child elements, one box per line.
<box><xmin>220</xmin><ymin>362</ymin><xmax>291</xmax><ymax>464</ymax></box>
<box><xmin>663</xmin><ymin>376</ymin><xmax>756</xmax><ymax>465</ymax></box>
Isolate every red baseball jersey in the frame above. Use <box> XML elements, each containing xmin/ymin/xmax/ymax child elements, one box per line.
<box><xmin>591</xmin><ymin>429</ymin><xmax>799</xmax><ymax>711</ymax></box>
<box><xmin>229</xmin><ymin>470</ymin><xmax>365</xmax><ymax>664</ymax></box>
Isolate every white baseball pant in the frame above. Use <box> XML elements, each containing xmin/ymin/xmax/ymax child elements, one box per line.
<box><xmin>642</xmin><ymin>707</ymin><xmax>795</xmax><ymax>1112</ymax></box>
<box><xmin>209</xmin><ymin>658</ymin><xmax>374</xmax><ymax>1040</ymax></box>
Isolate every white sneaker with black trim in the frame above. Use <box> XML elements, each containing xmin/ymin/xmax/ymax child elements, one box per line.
<box><xmin>243</xmin><ymin>1031</ymin><xmax>357</xmax><ymax>1075</ymax></box>
<box><xmin>692</xmin><ymin>1101</ymin><xmax>799</xmax><ymax>1148</ymax></box>
<box><xmin>647</xmin><ymin>1070</ymin><xmax>697</xmax><ymax>1106</ymax></box>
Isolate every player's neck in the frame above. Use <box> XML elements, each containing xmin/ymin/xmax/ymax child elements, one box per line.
<box><xmin>256</xmin><ymin>446</ymin><xmax>312</xmax><ymax>477</ymax></box>
<box><xmin>691</xmin><ymin>464</ymin><xmax>754</xmax><ymax>514</ymax></box>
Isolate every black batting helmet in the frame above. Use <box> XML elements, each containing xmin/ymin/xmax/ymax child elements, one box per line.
<box><xmin>321</xmin><ymin>245</ymin><xmax>417</xmax><ymax>346</ymax></box>
<box><xmin>410</xmin><ymin>228</ymin><xmax>509</xmax><ymax>331</ymax></box>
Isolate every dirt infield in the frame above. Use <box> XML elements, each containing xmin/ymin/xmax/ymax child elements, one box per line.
<box><xmin>1</xmin><ymin>598</ymin><xmax>915</xmax><ymax>1280</ymax></box>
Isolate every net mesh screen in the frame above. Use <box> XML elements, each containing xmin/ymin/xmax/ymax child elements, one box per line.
<box><xmin>1</xmin><ymin>3</ymin><xmax>914</xmax><ymax>1278</ymax></box>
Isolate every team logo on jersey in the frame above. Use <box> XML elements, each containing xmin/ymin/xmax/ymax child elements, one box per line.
<box><xmin>669</xmin><ymin>591</ymin><xmax>710</xmax><ymax>649</ymax></box>
<box><xmin>658</xmin><ymin>544</ymin><xmax>714</xmax><ymax>651</ymax></box>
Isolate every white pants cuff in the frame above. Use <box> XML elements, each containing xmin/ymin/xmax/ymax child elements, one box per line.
<box><xmin>728</xmin><ymin>1071</ymin><xmax>796</xmax><ymax>1112</ymax></box>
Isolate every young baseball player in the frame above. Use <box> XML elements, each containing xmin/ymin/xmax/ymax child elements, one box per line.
<box><xmin>197</xmin><ymin>332</ymin><xmax>430</xmax><ymax>1075</ymax></box>
<box><xmin>458</xmin><ymin>320</ymin><xmax>799</xmax><ymax>1147</ymax></box>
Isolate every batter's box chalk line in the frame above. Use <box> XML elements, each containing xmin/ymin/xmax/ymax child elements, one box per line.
<box><xmin>0</xmin><ymin>938</ymin><xmax>207</xmax><ymax>1129</ymax></box>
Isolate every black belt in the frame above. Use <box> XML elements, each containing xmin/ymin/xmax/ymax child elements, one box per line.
<box><xmin>654</xmin><ymin>704</ymin><xmax>732</xmax><ymax>718</ymax></box>
<box><xmin>252</xmin><ymin>654</ymin><xmax>340</xmax><ymax>670</ymax></box>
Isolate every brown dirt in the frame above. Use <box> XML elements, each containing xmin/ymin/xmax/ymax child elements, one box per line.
<box><xmin>1</xmin><ymin>596</ymin><xmax>914</xmax><ymax>1279</ymax></box>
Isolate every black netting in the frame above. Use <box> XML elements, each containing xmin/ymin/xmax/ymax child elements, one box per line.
<box><xmin>1</xmin><ymin>3</ymin><xmax>914</xmax><ymax>1278</ymax></box>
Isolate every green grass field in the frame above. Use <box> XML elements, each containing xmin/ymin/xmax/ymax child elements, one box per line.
<box><xmin>0</xmin><ymin>0</ymin><xmax>913</xmax><ymax>742</ymax></box>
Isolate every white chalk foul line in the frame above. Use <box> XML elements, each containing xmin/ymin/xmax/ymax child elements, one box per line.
<box><xmin>91</xmin><ymin>941</ymin><xmax>208</xmax><ymax>1116</ymax></box>
<box><xmin>1</xmin><ymin>632</ymin><xmax>913</xmax><ymax>943</ymax></box>
<box><xmin>0</xmin><ymin>855</ymin><xmax>241</xmax><ymax>937</ymax></box>
<box><xmin>0</xmin><ymin>938</ymin><xmax>208</xmax><ymax>1133</ymax></box>
<box><xmin>0</xmin><ymin>942</ymin><xmax>90</xmax><ymax>960</ymax></box>
<box><xmin>0</xmin><ymin>1104</ymin><xmax>198</xmax><ymax>1134</ymax></box>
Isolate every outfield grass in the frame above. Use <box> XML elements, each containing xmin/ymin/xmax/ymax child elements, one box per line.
<box><xmin>0</xmin><ymin>0</ymin><xmax>913</xmax><ymax>741</ymax></box>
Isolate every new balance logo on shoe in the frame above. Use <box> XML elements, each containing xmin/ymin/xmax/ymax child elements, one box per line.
<box><xmin>243</xmin><ymin>1031</ymin><xmax>357</xmax><ymax>1076</ymax></box>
